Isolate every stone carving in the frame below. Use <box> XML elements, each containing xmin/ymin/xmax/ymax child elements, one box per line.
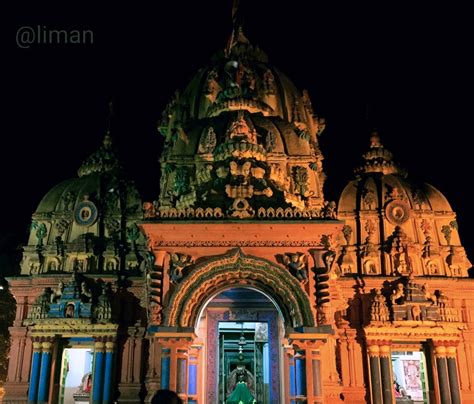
<box><xmin>370</xmin><ymin>289</ymin><xmax>389</xmax><ymax>322</ymax></box>
<box><xmin>80</xmin><ymin>282</ymin><xmax>92</xmax><ymax>303</ymax></box>
<box><xmin>198</xmin><ymin>127</ymin><xmax>217</xmax><ymax>154</ymax></box>
<box><xmin>149</xmin><ymin>302</ymin><xmax>162</xmax><ymax>323</ymax></box>
<box><xmin>411</xmin><ymin>304</ymin><xmax>422</xmax><ymax>321</ymax></box>
<box><xmin>291</xmin><ymin>96</ymin><xmax>303</xmax><ymax>123</ymax></box>
<box><xmin>61</xmin><ymin>191</ymin><xmax>76</xmax><ymax>211</ymax></box>
<box><xmin>364</xmin><ymin>260</ymin><xmax>377</xmax><ymax>274</ymax></box>
<box><xmin>361</xmin><ymin>219</ymin><xmax>377</xmax><ymax>258</ymax></box>
<box><xmin>55</xmin><ymin>219</ymin><xmax>70</xmax><ymax>237</ymax></box>
<box><xmin>94</xmin><ymin>283</ymin><xmax>112</xmax><ymax>322</ymax></box>
<box><xmin>387</xmin><ymin>226</ymin><xmax>413</xmax><ymax>275</ymax></box>
<box><xmin>342</xmin><ymin>225</ymin><xmax>352</xmax><ymax>245</ymax></box>
<box><xmin>169</xmin><ymin>253</ymin><xmax>194</xmax><ymax>284</ymax></box>
<box><xmin>143</xmin><ymin>202</ymin><xmax>157</xmax><ymax>219</ymax></box>
<box><xmin>47</xmin><ymin>258</ymin><xmax>60</xmax><ymax>272</ymax></box>
<box><xmin>170</xmin><ymin>167</ymin><xmax>191</xmax><ymax>199</ymax></box>
<box><xmin>230</xmin><ymin>161</ymin><xmax>252</xmax><ymax>181</ymax></box>
<box><xmin>196</xmin><ymin>164</ymin><xmax>213</xmax><ymax>185</ymax></box>
<box><xmin>262</xmin><ymin>69</ymin><xmax>276</xmax><ymax>95</ymax></box>
<box><xmin>385</xmin><ymin>185</ymin><xmax>403</xmax><ymax>201</ymax></box>
<box><xmin>390</xmin><ymin>283</ymin><xmax>405</xmax><ymax>304</ymax></box>
<box><xmin>282</xmin><ymin>253</ymin><xmax>308</xmax><ymax>283</ymax></box>
<box><xmin>204</xmin><ymin>68</ymin><xmax>220</xmax><ymax>97</ymax></box>
<box><xmin>362</xmin><ymin>189</ymin><xmax>376</xmax><ymax>210</ymax></box>
<box><xmin>226</xmin><ymin>112</ymin><xmax>257</xmax><ymax>143</ymax></box>
<box><xmin>421</xmin><ymin>283</ymin><xmax>437</xmax><ymax>305</ymax></box>
<box><xmin>315</xmin><ymin>116</ymin><xmax>326</xmax><ymax>137</ymax></box>
<box><xmin>321</xmin><ymin>201</ymin><xmax>337</xmax><ymax>219</ymax></box>
<box><xmin>32</xmin><ymin>222</ymin><xmax>47</xmax><ymax>248</ymax></box>
<box><xmin>437</xmin><ymin>292</ymin><xmax>460</xmax><ymax>322</ymax></box>
<box><xmin>265</xmin><ymin>130</ymin><xmax>276</xmax><ymax>152</ymax></box>
<box><xmin>28</xmin><ymin>289</ymin><xmax>51</xmax><ymax>320</ymax></box>
<box><xmin>293</xmin><ymin>166</ymin><xmax>311</xmax><ymax>197</ymax></box>
<box><xmin>50</xmin><ymin>281</ymin><xmax>64</xmax><ymax>303</ymax></box>
<box><xmin>441</xmin><ymin>224</ymin><xmax>452</xmax><ymax>244</ymax></box>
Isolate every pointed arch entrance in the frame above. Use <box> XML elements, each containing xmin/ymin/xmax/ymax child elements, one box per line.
<box><xmin>162</xmin><ymin>249</ymin><xmax>315</xmax><ymax>403</ymax></box>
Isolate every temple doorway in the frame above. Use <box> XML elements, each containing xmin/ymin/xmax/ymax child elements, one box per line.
<box><xmin>58</xmin><ymin>347</ymin><xmax>93</xmax><ymax>404</ymax></box>
<box><xmin>198</xmin><ymin>287</ymin><xmax>284</xmax><ymax>404</ymax></box>
<box><xmin>391</xmin><ymin>350</ymin><xmax>430</xmax><ymax>403</ymax></box>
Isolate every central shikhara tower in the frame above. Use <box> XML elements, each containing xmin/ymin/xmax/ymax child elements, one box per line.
<box><xmin>3</xmin><ymin>15</ymin><xmax>474</xmax><ymax>404</ymax></box>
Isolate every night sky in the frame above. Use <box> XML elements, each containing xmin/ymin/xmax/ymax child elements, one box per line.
<box><xmin>3</xmin><ymin>2</ymin><xmax>473</xmax><ymax>261</ymax></box>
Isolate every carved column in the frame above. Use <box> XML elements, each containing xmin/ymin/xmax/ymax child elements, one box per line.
<box><xmin>92</xmin><ymin>341</ymin><xmax>106</xmax><ymax>404</ymax></box>
<box><xmin>289</xmin><ymin>337</ymin><xmax>325</xmax><ymax>404</ymax></box>
<box><xmin>118</xmin><ymin>327</ymin><xmax>146</xmax><ymax>403</ymax></box>
<box><xmin>187</xmin><ymin>345</ymin><xmax>202</xmax><ymax>403</ymax></box>
<box><xmin>367</xmin><ymin>343</ymin><xmax>382</xmax><ymax>404</ymax></box>
<box><xmin>434</xmin><ymin>344</ymin><xmax>452</xmax><ymax>404</ymax></box>
<box><xmin>3</xmin><ymin>327</ymin><xmax>32</xmax><ymax>402</ymax></box>
<box><xmin>446</xmin><ymin>345</ymin><xmax>461</xmax><ymax>404</ymax></box>
<box><xmin>27</xmin><ymin>341</ymin><xmax>42</xmax><ymax>404</ymax></box>
<box><xmin>103</xmin><ymin>340</ymin><xmax>115</xmax><ymax>404</ymax></box>
<box><xmin>379</xmin><ymin>342</ymin><xmax>393</xmax><ymax>404</ymax></box>
<box><xmin>37</xmin><ymin>340</ymin><xmax>53</xmax><ymax>404</ymax></box>
<box><xmin>145</xmin><ymin>332</ymin><xmax>195</xmax><ymax>403</ymax></box>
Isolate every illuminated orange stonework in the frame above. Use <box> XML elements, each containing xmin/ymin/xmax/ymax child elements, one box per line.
<box><xmin>3</xmin><ymin>19</ymin><xmax>474</xmax><ymax>404</ymax></box>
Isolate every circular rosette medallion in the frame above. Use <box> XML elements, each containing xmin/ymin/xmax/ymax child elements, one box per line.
<box><xmin>385</xmin><ymin>200</ymin><xmax>410</xmax><ymax>225</ymax></box>
<box><xmin>74</xmin><ymin>200</ymin><xmax>98</xmax><ymax>226</ymax></box>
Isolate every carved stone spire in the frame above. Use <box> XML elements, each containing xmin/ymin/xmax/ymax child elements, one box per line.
<box><xmin>355</xmin><ymin>131</ymin><xmax>404</xmax><ymax>176</ymax></box>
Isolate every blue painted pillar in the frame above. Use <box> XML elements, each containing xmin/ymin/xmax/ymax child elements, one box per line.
<box><xmin>92</xmin><ymin>341</ymin><xmax>105</xmax><ymax>404</ymax></box>
<box><xmin>160</xmin><ymin>348</ymin><xmax>171</xmax><ymax>390</ymax></box>
<box><xmin>102</xmin><ymin>341</ymin><xmax>115</xmax><ymax>404</ymax></box>
<box><xmin>28</xmin><ymin>341</ymin><xmax>43</xmax><ymax>403</ymax></box>
<box><xmin>295</xmin><ymin>351</ymin><xmax>307</xmax><ymax>396</ymax></box>
<box><xmin>289</xmin><ymin>356</ymin><xmax>296</xmax><ymax>398</ymax></box>
<box><xmin>37</xmin><ymin>341</ymin><xmax>53</xmax><ymax>404</ymax></box>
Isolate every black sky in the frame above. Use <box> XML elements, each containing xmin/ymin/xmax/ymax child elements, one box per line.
<box><xmin>2</xmin><ymin>2</ymin><xmax>474</xmax><ymax>259</ymax></box>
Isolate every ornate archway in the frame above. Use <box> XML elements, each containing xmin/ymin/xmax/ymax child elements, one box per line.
<box><xmin>165</xmin><ymin>248</ymin><xmax>315</xmax><ymax>328</ymax></box>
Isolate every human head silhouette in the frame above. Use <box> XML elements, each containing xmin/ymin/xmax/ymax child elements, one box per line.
<box><xmin>151</xmin><ymin>389</ymin><xmax>182</xmax><ymax>404</ymax></box>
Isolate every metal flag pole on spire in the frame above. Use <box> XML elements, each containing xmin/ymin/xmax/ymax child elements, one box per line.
<box><xmin>225</xmin><ymin>0</ymin><xmax>242</xmax><ymax>57</ymax></box>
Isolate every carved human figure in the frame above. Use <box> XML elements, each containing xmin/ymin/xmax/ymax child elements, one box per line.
<box><xmin>422</xmin><ymin>283</ymin><xmax>437</xmax><ymax>305</ymax></box>
<box><xmin>370</xmin><ymin>289</ymin><xmax>389</xmax><ymax>322</ymax></box>
<box><xmin>80</xmin><ymin>281</ymin><xmax>92</xmax><ymax>303</ymax></box>
<box><xmin>50</xmin><ymin>281</ymin><xmax>64</xmax><ymax>303</ymax></box>
<box><xmin>390</xmin><ymin>283</ymin><xmax>405</xmax><ymax>304</ymax></box>
<box><xmin>169</xmin><ymin>253</ymin><xmax>194</xmax><ymax>284</ymax></box>
<box><xmin>263</xmin><ymin>69</ymin><xmax>276</xmax><ymax>95</ymax></box>
<box><xmin>65</xmin><ymin>303</ymin><xmax>75</xmax><ymax>318</ymax></box>
<box><xmin>322</xmin><ymin>201</ymin><xmax>337</xmax><ymax>219</ymax></box>
<box><xmin>411</xmin><ymin>305</ymin><xmax>422</xmax><ymax>321</ymax></box>
<box><xmin>283</xmin><ymin>253</ymin><xmax>308</xmax><ymax>282</ymax></box>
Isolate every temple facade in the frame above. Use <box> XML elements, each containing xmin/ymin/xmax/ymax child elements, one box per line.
<box><xmin>3</xmin><ymin>21</ymin><xmax>474</xmax><ymax>404</ymax></box>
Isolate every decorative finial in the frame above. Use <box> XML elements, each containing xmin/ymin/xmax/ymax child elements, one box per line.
<box><xmin>370</xmin><ymin>131</ymin><xmax>381</xmax><ymax>148</ymax></box>
<box><xmin>225</xmin><ymin>0</ymin><xmax>248</xmax><ymax>57</ymax></box>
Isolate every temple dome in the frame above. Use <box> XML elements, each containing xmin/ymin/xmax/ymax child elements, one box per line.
<box><xmin>336</xmin><ymin>133</ymin><xmax>470</xmax><ymax>278</ymax></box>
<box><xmin>29</xmin><ymin>135</ymin><xmax>142</xmax><ymax>249</ymax></box>
<box><xmin>338</xmin><ymin>133</ymin><xmax>453</xmax><ymax>214</ymax></box>
<box><xmin>155</xmin><ymin>29</ymin><xmax>329</xmax><ymax>219</ymax></box>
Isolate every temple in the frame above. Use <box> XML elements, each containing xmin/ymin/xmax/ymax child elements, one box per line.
<box><xmin>3</xmin><ymin>9</ymin><xmax>474</xmax><ymax>404</ymax></box>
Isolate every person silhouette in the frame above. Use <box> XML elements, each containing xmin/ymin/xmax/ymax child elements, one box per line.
<box><xmin>151</xmin><ymin>389</ymin><xmax>183</xmax><ymax>404</ymax></box>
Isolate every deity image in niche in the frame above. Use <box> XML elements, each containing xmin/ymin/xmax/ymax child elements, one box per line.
<box><xmin>402</xmin><ymin>360</ymin><xmax>423</xmax><ymax>400</ymax></box>
<box><xmin>65</xmin><ymin>303</ymin><xmax>75</xmax><ymax>318</ymax></box>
